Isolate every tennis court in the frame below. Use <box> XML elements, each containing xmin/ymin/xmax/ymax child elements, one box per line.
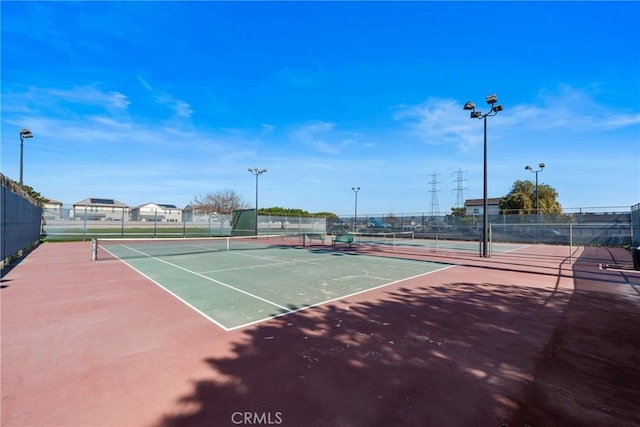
<box><xmin>98</xmin><ymin>235</ymin><xmax>453</xmax><ymax>330</ymax></box>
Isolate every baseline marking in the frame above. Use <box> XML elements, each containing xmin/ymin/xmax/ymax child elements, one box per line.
<box><xmin>115</xmin><ymin>244</ymin><xmax>291</xmax><ymax>312</ymax></box>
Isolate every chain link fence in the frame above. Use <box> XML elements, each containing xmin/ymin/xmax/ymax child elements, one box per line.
<box><xmin>335</xmin><ymin>208</ymin><xmax>634</xmax><ymax>248</ymax></box>
<box><xmin>41</xmin><ymin>203</ymin><xmax>635</xmax><ymax>248</ymax></box>
<box><xmin>42</xmin><ymin>205</ymin><xmax>326</xmax><ymax>240</ymax></box>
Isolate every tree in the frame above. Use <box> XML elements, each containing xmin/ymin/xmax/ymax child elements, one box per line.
<box><xmin>500</xmin><ymin>180</ymin><xmax>562</xmax><ymax>215</ymax></box>
<box><xmin>4</xmin><ymin>178</ymin><xmax>48</xmax><ymax>207</ymax></box>
<box><xmin>190</xmin><ymin>189</ymin><xmax>248</xmax><ymax>214</ymax></box>
<box><xmin>257</xmin><ymin>207</ymin><xmax>339</xmax><ymax>218</ymax></box>
<box><xmin>450</xmin><ymin>207</ymin><xmax>466</xmax><ymax>217</ymax></box>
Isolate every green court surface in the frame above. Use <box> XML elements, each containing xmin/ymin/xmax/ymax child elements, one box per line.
<box><xmin>103</xmin><ymin>242</ymin><xmax>452</xmax><ymax>330</ymax></box>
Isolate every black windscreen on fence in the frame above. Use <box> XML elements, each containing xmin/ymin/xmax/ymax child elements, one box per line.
<box><xmin>1</xmin><ymin>174</ymin><xmax>43</xmax><ymax>267</ymax></box>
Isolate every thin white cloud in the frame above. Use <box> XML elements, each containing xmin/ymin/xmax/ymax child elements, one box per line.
<box><xmin>48</xmin><ymin>86</ymin><xmax>131</xmax><ymax>110</ymax></box>
<box><xmin>154</xmin><ymin>94</ymin><xmax>193</xmax><ymax>118</ymax></box>
<box><xmin>261</xmin><ymin>123</ymin><xmax>275</xmax><ymax>134</ymax></box>
<box><xmin>2</xmin><ymin>84</ymin><xmax>131</xmax><ymax>116</ymax></box>
<box><xmin>392</xmin><ymin>86</ymin><xmax>640</xmax><ymax>152</ymax></box>
<box><xmin>137</xmin><ymin>77</ymin><xmax>153</xmax><ymax>91</ymax></box>
<box><xmin>392</xmin><ymin>98</ymin><xmax>481</xmax><ymax>151</ymax></box>
<box><xmin>289</xmin><ymin>121</ymin><xmax>361</xmax><ymax>155</ymax></box>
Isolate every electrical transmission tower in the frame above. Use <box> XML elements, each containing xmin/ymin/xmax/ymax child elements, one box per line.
<box><xmin>427</xmin><ymin>172</ymin><xmax>441</xmax><ymax>218</ymax></box>
<box><xmin>451</xmin><ymin>169</ymin><xmax>469</xmax><ymax>208</ymax></box>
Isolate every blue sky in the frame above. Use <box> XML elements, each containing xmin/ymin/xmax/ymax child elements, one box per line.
<box><xmin>2</xmin><ymin>1</ymin><xmax>639</xmax><ymax>216</ymax></box>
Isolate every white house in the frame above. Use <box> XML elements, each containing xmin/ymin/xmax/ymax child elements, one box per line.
<box><xmin>131</xmin><ymin>203</ymin><xmax>182</xmax><ymax>222</ymax></box>
<box><xmin>464</xmin><ymin>198</ymin><xmax>502</xmax><ymax>217</ymax></box>
<box><xmin>72</xmin><ymin>198</ymin><xmax>129</xmax><ymax>221</ymax></box>
<box><xmin>43</xmin><ymin>199</ymin><xmax>64</xmax><ymax>220</ymax></box>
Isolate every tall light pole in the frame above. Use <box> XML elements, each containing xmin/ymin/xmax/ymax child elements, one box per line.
<box><xmin>463</xmin><ymin>94</ymin><xmax>503</xmax><ymax>257</ymax></box>
<box><xmin>19</xmin><ymin>128</ymin><xmax>33</xmax><ymax>187</ymax></box>
<box><xmin>525</xmin><ymin>163</ymin><xmax>545</xmax><ymax>234</ymax></box>
<box><xmin>248</xmin><ymin>167</ymin><xmax>267</xmax><ymax>236</ymax></box>
<box><xmin>351</xmin><ymin>187</ymin><xmax>360</xmax><ymax>232</ymax></box>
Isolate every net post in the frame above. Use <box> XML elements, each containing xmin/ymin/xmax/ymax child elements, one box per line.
<box><xmin>91</xmin><ymin>238</ymin><xmax>98</xmax><ymax>261</ymax></box>
<box><xmin>435</xmin><ymin>233</ymin><xmax>438</xmax><ymax>253</ymax></box>
<box><xmin>226</xmin><ymin>237</ymin><xmax>230</xmax><ymax>251</ymax></box>
<box><xmin>302</xmin><ymin>233</ymin><xmax>307</xmax><ymax>247</ymax></box>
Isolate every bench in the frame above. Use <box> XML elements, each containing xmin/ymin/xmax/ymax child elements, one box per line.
<box><xmin>303</xmin><ymin>233</ymin><xmax>326</xmax><ymax>245</ymax></box>
<box><xmin>332</xmin><ymin>233</ymin><xmax>354</xmax><ymax>247</ymax></box>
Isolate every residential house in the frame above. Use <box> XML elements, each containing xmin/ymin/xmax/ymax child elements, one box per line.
<box><xmin>72</xmin><ymin>198</ymin><xmax>129</xmax><ymax>221</ymax></box>
<box><xmin>131</xmin><ymin>203</ymin><xmax>182</xmax><ymax>222</ymax></box>
<box><xmin>464</xmin><ymin>198</ymin><xmax>502</xmax><ymax>217</ymax></box>
<box><xmin>43</xmin><ymin>199</ymin><xmax>64</xmax><ymax>220</ymax></box>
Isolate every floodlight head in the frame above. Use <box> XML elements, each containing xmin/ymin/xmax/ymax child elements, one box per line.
<box><xmin>260</xmin><ymin>169</ymin><xmax>267</xmax><ymax>174</ymax></box>
<box><xmin>485</xmin><ymin>94</ymin><xmax>498</xmax><ymax>104</ymax></box>
<box><xmin>493</xmin><ymin>104</ymin><xmax>503</xmax><ymax>112</ymax></box>
<box><xmin>248</xmin><ymin>168</ymin><xmax>253</xmax><ymax>172</ymax></box>
<box><xmin>463</xmin><ymin>101</ymin><xmax>476</xmax><ymax>110</ymax></box>
<box><xmin>470</xmin><ymin>111</ymin><xmax>482</xmax><ymax>119</ymax></box>
<box><xmin>539</xmin><ymin>163</ymin><xmax>545</xmax><ymax>169</ymax></box>
<box><xmin>352</xmin><ymin>186</ymin><xmax>360</xmax><ymax>191</ymax></box>
<box><xmin>19</xmin><ymin>128</ymin><xmax>33</xmax><ymax>139</ymax></box>
<box><xmin>525</xmin><ymin>165</ymin><xmax>532</xmax><ymax>170</ymax></box>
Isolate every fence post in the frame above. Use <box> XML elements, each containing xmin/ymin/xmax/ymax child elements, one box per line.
<box><xmin>489</xmin><ymin>223</ymin><xmax>493</xmax><ymax>257</ymax></box>
<box><xmin>83</xmin><ymin>206</ymin><xmax>87</xmax><ymax>241</ymax></box>
<box><xmin>570</xmin><ymin>223</ymin><xmax>573</xmax><ymax>264</ymax></box>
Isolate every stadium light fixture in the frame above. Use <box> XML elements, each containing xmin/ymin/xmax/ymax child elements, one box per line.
<box><xmin>525</xmin><ymin>162</ymin><xmax>545</xmax><ymax>231</ymax></box>
<box><xmin>248</xmin><ymin>167</ymin><xmax>267</xmax><ymax>236</ymax></box>
<box><xmin>352</xmin><ymin>187</ymin><xmax>360</xmax><ymax>232</ymax></box>
<box><xmin>463</xmin><ymin>101</ymin><xmax>476</xmax><ymax>110</ymax></box>
<box><xmin>463</xmin><ymin>94</ymin><xmax>503</xmax><ymax>257</ymax></box>
<box><xmin>19</xmin><ymin>128</ymin><xmax>34</xmax><ymax>187</ymax></box>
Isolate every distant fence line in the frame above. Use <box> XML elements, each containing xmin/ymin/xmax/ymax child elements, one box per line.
<box><xmin>333</xmin><ymin>208</ymin><xmax>635</xmax><ymax>248</ymax></box>
<box><xmin>40</xmin><ymin>203</ymin><xmax>637</xmax><ymax>247</ymax></box>
<box><xmin>1</xmin><ymin>174</ymin><xmax>43</xmax><ymax>269</ymax></box>
<box><xmin>335</xmin><ymin>209</ymin><xmax>633</xmax><ymax>231</ymax></box>
<box><xmin>42</xmin><ymin>206</ymin><xmax>326</xmax><ymax>240</ymax></box>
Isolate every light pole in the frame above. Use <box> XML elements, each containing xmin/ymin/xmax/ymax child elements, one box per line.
<box><xmin>19</xmin><ymin>128</ymin><xmax>33</xmax><ymax>187</ymax></box>
<box><xmin>248</xmin><ymin>167</ymin><xmax>267</xmax><ymax>236</ymax></box>
<box><xmin>463</xmin><ymin>94</ymin><xmax>503</xmax><ymax>257</ymax></box>
<box><xmin>352</xmin><ymin>187</ymin><xmax>360</xmax><ymax>232</ymax></box>
<box><xmin>525</xmin><ymin>163</ymin><xmax>545</xmax><ymax>235</ymax></box>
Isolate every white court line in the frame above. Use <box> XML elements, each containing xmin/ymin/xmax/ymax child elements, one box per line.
<box><xmin>101</xmin><ymin>246</ymin><xmax>232</xmax><ymax>331</ymax></box>
<box><xmin>227</xmin><ymin>263</ymin><xmax>459</xmax><ymax>331</ymax></box>
<box><xmin>115</xmin><ymin>244</ymin><xmax>292</xmax><ymax>312</ymax></box>
<box><xmin>107</xmin><ymin>243</ymin><xmax>459</xmax><ymax>331</ymax></box>
<box><xmin>198</xmin><ymin>252</ymin><xmax>342</xmax><ymax>274</ymax></box>
<box><xmin>499</xmin><ymin>245</ymin><xmax>530</xmax><ymax>254</ymax></box>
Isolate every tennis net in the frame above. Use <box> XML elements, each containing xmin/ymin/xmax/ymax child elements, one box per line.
<box><xmin>93</xmin><ymin>234</ymin><xmax>302</xmax><ymax>260</ymax></box>
<box><xmin>351</xmin><ymin>231</ymin><xmax>415</xmax><ymax>248</ymax></box>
